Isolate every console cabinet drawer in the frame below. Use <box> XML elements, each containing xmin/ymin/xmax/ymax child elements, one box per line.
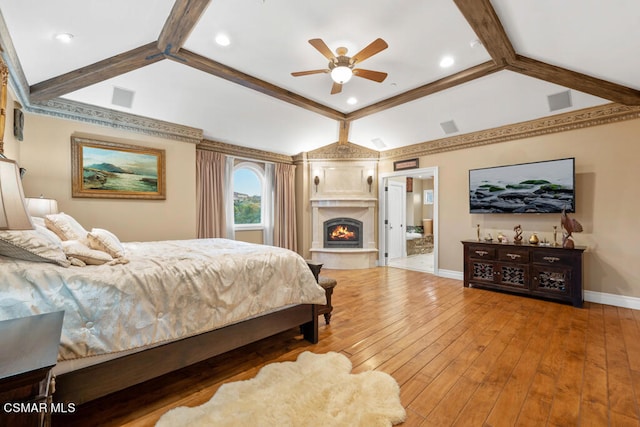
<box><xmin>468</xmin><ymin>245</ymin><xmax>496</xmax><ymax>260</ymax></box>
<box><xmin>498</xmin><ymin>248</ymin><xmax>530</xmax><ymax>263</ymax></box>
<box><xmin>532</xmin><ymin>251</ymin><xmax>573</xmax><ymax>267</ymax></box>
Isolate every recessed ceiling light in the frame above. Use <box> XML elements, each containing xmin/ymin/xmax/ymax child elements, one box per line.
<box><xmin>439</xmin><ymin>56</ymin><xmax>454</xmax><ymax>68</ymax></box>
<box><xmin>347</xmin><ymin>97</ymin><xmax>358</xmax><ymax>105</ymax></box>
<box><xmin>55</xmin><ymin>33</ymin><xmax>74</xmax><ymax>43</ymax></box>
<box><xmin>215</xmin><ymin>33</ymin><xmax>230</xmax><ymax>47</ymax></box>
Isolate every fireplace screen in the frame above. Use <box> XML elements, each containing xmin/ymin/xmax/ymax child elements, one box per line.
<box><xmin>324</xmin><ymin>218</ymin><xmax>363</xmax><ymax>248</ymax></box>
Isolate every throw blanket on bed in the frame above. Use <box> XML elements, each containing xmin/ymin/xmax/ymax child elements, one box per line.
<box><xmin>0</xmin><ymin>238</ymin><xmax>326</xmax><ymax>361</ymax></box>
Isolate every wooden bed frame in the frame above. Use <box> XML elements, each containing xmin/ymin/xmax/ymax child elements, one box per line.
<box><xmin>53</xmin><ymin>304</ymin><xmax>318</xmax><ymax>405</ymax></box>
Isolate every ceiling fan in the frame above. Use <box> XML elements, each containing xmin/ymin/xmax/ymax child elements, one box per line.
<box><xmin>291</xmin><ymin>38</ymin><xmax>389</xmax><ymax>94</ymax></box>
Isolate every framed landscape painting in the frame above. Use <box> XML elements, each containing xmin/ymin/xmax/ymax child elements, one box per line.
<box><xmin>71</xmin><ymin>136</ymin><xmax>166</xmax><ymax>199</ymax></box>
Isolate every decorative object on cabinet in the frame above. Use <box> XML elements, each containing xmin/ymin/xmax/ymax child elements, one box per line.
<box><xmin>513</xmin><ymin>224</ymin><xmax>523</xmax><ymax>243</ymax></box>
<box><xmin>497</xmin><ymin>232</ymin><xmax>506</xmax><ymax>243</ymax></box>
<box><xmin>561</xmin><ymin>208</ymin><xmax>583</xmax><ymax>249</ymax></box>
<box><xmin>529</xmin><ymin>233</ymin><xmax>539</xmax><ymax>245</ymax></box>
<box><xmin>71</xmin><ymin>136</ymin><xmax>166</xmax><ymax>200</ymax></box>
<box><xmin>462</xmin><ymin>240</ymin><xmax>584</xmax><ymax>307</ymax></box>
<box><xmin>477</xmin><ymin>224</ymin><xmax>480</xmax><ymax>241</ymax></box>
<box><xmin>553</xmin><ymin>225</ymin><xmax>559</xmax><ymax>246</ymax></box>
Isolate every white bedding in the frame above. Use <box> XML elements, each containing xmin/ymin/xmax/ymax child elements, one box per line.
<box><xmin>0</xmin><ymin>238</ymin><xmax>326</xmax><ymax>362</ymax></box>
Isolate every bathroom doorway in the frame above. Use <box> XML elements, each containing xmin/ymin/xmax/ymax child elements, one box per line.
<box><xmin>378</xmin><ymin>166</ymin><xmax>438</xmax><ymax>274</ymax></box>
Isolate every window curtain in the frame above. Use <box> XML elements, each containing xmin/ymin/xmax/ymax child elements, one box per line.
<box><xmin>262</xmin><ymin>163</ymin><xmax>275</xmax><ymax>246</ymax></box>
<box><xmin>273</xmin><ymin>163</ymin><xmax>297</xmax><ymax>251</ymax></box>
<box><xmin>224</xmin><ymin>156</ymin><xmax>236</xmax><ymax>240</ymax></box>
<box><xmin>196</xmin><ymin>150</ymin><xmax>226</xmax><ymax>238</ymax></box>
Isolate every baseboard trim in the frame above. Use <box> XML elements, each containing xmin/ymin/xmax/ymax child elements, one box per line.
<box><xmin>584</xmin><ymin>290</ymin><xmax>640</xmax><ymax>310</ymax></box>
<box><xmin>437</xmin><ymin>270</ymin><xmax>639</xmax><ymax>310</ymax></box>
<box><xmin>437</xmin><ymin>269</ymin><xmax>464</xmax><ymax>280</ymax></box>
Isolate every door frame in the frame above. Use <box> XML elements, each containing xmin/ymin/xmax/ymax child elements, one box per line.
<box><xmin>386</xmin><ymin>178</ymin><xmax>407</xmax><ymax>259</ymax></box>
<box><xmin>378</xmin><ymin>166</ymin><xmax>439</xmax><ymax>274</ymax></box>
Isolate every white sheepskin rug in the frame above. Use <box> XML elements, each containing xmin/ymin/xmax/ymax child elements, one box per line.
<box><xmin>155</xmin><ymin>351</ymin><xmax>406</xmax><ymax>427</ymax></box>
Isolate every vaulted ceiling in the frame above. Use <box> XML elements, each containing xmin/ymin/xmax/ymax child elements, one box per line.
<box><xmin>1</xmin><ymin>0</ymin><xmax>639</xmax><ymax>155</ymax></box>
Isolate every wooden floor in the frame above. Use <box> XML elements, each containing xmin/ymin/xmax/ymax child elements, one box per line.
<box><xmin>54</xmin><ymin>267</ymin><xmax>640</xmax><ymax>426</ymax></box>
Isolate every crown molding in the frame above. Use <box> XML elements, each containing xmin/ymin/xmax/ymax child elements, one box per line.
<box><xmin>380</xmin><ymin>102</ymin><xmax>640</xmax><ymax>160</ymax></box>
<box><xmin>305</xmin><ymin>142</ymin><xmax>380</xmax><ymax>161</ymax></box>
<box><xmin>198</xmin><ymin>139</ymin><xmax>293</xmax><ymax>164</ymax></box>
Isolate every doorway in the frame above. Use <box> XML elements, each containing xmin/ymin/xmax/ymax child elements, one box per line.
<box><xmin>378</xmin><ymin>167</ymin><xmax>438</xmax><ymax>275</ymax></box>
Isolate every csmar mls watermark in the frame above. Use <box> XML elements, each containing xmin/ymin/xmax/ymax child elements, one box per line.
<box><xmin>3</xmin><ymin>401</ymin><xmax>76</xmax><ymax>414</ymax></box>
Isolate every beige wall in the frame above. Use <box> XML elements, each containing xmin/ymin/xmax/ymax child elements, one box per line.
<box><xmin>4</xmin><ymin>93</ymin><xmax>197</xmax><ymax>242</ymax></box>
<box><xmin>380</xmin><ymin>118</ymin><xmax>640</xmax><ymax>298</ymax></box>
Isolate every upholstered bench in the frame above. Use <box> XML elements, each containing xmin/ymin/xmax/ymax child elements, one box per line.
<box><xmin>317</xmin><ymin>276</ymin><xmax>337</xmax><ymax>324</ymax></box>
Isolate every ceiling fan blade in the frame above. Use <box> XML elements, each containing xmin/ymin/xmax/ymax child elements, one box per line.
<box><xmin>351</xmin><ymin>38</ymin><xmax>388</xmax><ymax>64</ymax></box>
<box><xmin>330</xmin><ymin>82</ymin><xmax>342</xmax><ymax>95</ymax></box>
<box><xmin>309</xmin><ymin>38</ymin><xmax>336</xmax><ymax>61</ymax></box>
<box><xmin>353</xmin><ymin>69</ymin><xmax>388</xmax><ymax>82</ymax></box>
<box><xmin>291</xmin><ymin>69</ymin><xmax>329</xmax><ymax>77</ymax></box>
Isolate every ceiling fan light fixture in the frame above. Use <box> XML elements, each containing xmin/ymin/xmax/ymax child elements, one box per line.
<box><xmin>331</xmin><ymin>66</ymin><xmax>353</xmax><ymax>84</ymax></box>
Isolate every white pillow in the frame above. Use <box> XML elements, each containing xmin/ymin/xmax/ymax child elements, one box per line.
<box><xmin>87</xmin><ymin>228</ymin><xmax>125</xmax><ymax>258</ymax></box>
<box><xmin>0</xmin><ymin>225</ymin><xmax>70</xmax><ymax>267</ymax></box>
<box><xmin>61</xmin><ymin>240</ymin><xmax>113</xmax><ymax>265</ymax></box>
<box><xmin>45</xmin><ymin>212</ymin><xmax>88</xmax><ymax>241</ymax></box>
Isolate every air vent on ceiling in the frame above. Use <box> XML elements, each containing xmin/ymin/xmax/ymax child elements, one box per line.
<box><xmin>371</xmin><ymin>138</ymin><xmax>387</xmax><ymax>149</ymax></box>
<box><xmin>547</xmin><ymin>90</ymin><xmax>572</xmax><ymax>112</ymax></box>
<box><xmin>440</xmin><ymin>120</ymin><xmax>459</xmax><ymax>135</ymax></box>
<box><xmin>112</xmin><ymin>87</ymin><xmax>135</xmax><ymax>108</ymax></box>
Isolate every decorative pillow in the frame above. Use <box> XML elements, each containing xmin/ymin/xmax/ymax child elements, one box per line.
<box><xmin>45</xmin><ymin>212</ymin><xmax>88</xmax><ymax>241</ymax></box>
<box><xmin>87</xmin><ymin>228</ymin><xmax>126</xmax><ymax>258</ymax></box>
<box><xmin>61</xmin><ymin>240</ymin><xmax>113</xmax><ymax>265</ymax></box>
<box><xmin>0</xmin><ymin>225</ymin><xmax>70</xmax><ymax>267</ymax></box>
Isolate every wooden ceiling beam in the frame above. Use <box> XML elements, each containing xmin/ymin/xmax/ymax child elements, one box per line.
<box><xmin>157</xmin><ymin>0</ymin><xmax>212</xmax><ymax>54</ymax></box>
<box><xmin>347</xmin><ymin>61</ymin><xmax>502</xmax><ymax>121</ymax></box>
<box><xmin>453</xmin><ymin>0</ymin><xmax>516</xmax><ymax>64</ymax></box>
<box><xmin>338</xmin><ymin>120</ymin><xmax>350</xmax><ymax>144</ymax></box>
<box><xmin>29</xmin><ymin>43</ymin><xmax>163</xmax><ymax>103</ymax></box>
<box><xmin>508</xmin><ymin>55</ymin><xmax>640</xmax><ymax>106</ymax></box>
<box><xmin>177</xmin><ymin>49</ymin><xmax>346</xmax><ymax>121</ymax></box>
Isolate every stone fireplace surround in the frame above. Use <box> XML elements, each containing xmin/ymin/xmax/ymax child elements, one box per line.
<box><xmin>310</xmin><ymin>198</ymin><xmax>377</xmax><ymax>269</ymax></box>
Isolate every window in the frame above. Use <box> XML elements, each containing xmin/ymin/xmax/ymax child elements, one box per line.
<box><xmin>233</xmin><ymin>162</ymin><xmax>264</xmax><ymax>228</ymax></box>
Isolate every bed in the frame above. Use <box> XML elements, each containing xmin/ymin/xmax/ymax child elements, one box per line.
<box><xmin>0</xmin><ymin>220</ymin><xmax>326</xmax><ymax>405</ymax></box>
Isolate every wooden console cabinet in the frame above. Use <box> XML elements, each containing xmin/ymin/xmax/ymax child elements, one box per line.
<box><xmin>462</xmin><ymin>240</ymin><xmax>585</xmax><ymax>307</ymax></box>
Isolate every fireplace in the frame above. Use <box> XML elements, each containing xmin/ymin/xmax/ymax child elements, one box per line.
<box><xmin>324</xmin><ymin>218</ymin><xmax>363</xmax><ymax>248</ymax></box>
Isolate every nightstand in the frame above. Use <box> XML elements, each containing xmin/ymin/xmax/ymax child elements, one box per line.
<box><xmin>0</xmin><ymin>311</ymin><xmax>64</xmax><ymax>427</ymax></box>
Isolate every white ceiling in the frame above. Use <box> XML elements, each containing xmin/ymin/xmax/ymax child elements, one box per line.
<box><xmin>1</xmin><ymin>0</ymin><xmax>638</xmax><ymax>156</ymax></box>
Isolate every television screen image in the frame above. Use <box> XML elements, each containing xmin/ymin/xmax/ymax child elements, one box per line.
<box><xmin>469</xmin><ymin>158</ymin><xmax>575</xmax><ymax>214</ymax></box>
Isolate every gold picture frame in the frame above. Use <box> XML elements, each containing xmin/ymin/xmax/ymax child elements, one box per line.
<box><xmin>0</xmin><ymin>56</ymin><xmax>8</xmax><ymax>154</ymax></box>
<box><xmin>71</xmin><ymin>136</ymin><xmax>166</xmax><ymax>199</ymax></box>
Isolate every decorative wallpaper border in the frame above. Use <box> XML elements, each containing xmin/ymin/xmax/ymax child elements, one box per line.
<box><xmin>302</xmin><ymin>141</ymin><xmax>380</xmax><ymax>161</ymax></box>
<box><xmin>28</xmin><ymin>98</ymin><xmax>203</xmax><ymax>144</ymax></box>
<box><xmin>379</xmin><ymin>103</ymin><xmax>640</xmax><ymax>160</ymax></box>
<box><xmin>198</xmin><ymin>139</ymin><xmax>293</xmax><ymax>164</ymax></box>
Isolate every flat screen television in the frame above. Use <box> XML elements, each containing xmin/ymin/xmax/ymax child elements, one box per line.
<box><xmin>469</xmin><ymin>158</ymin><xmax>575</xmax><ymax>214</ymax></box>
